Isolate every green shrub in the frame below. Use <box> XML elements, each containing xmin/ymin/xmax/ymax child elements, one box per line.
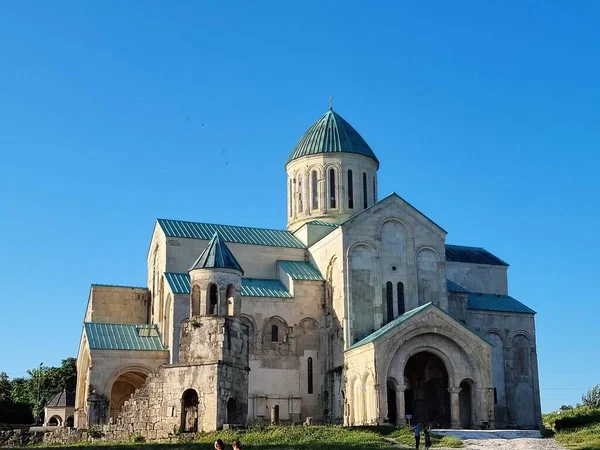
<box><xmin>540</xmin><ymin>427</ymin><xmax>555</xmax><ymax>438</ymax></box>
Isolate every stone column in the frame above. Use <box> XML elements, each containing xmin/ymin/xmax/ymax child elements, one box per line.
<box><xmin>448</xmin><ymin>386</ymin><xmax>462</xmax><ymax>429</ymax></box>
<box><xmin>397</xmin><ymin>383</ymin><xmax>406</xmax><ymax>425</ymax></box>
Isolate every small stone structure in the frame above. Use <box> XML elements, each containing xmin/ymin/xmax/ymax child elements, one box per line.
<box><xmin>44</xmin><ymin>390</ymin><xmax>75</xmax><ymax>427</ymax></box>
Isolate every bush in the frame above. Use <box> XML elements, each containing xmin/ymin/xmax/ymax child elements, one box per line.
<box><xmin>582</xmin><ymin>383</ymin><xmax>600</xmax><ymax>409</ymax></box>
<box><xmin>540</xmin><ymin>427</ymin><xmax>555</xmax><ymax>438</ymax></box>
<box><xmin>555</xmin><ymin>410</ymin><xmax>600</xmax><ymax>431</ymax></box>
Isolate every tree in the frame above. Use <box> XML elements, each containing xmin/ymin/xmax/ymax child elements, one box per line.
<box><xmin>0</xmin><ymin>372</ymin><xmax>11</xmax><ymax>401</ymax></box>
<box><xmin>581</xmin><ymin>383</ymin><xmax>600</xmax><ymax>409</ymax></box>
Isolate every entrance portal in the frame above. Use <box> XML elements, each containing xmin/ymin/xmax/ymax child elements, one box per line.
<box><xmin>459</xmin><ymin>380</ymin><xmax>472</xmax><ymax>428</ymax></box>
<box><xmin>181</xmin><ymin>389</ymin><xmax>199</xmax><ymax>432</ymax></box>
<box><xmin>109</xmin><ymin>370</ymin><xmax>148</xmax><ymax>419</ymax></box>
<box><xmin>404</xmin><ymin>352</ymin><xmax>450</xmax><ymax>427</ymax></box>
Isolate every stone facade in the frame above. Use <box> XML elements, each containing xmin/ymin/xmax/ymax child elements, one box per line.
<box><xmin>74</xmin><ymin>107</ymin><xmax>542</xmax><ymax>437</ymax></box>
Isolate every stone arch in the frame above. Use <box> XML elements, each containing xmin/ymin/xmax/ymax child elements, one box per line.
<box><xmin>107</xmin><ymin>366</ymin><xmax>151</xmax><ymax>419</ymax></box>
<box><xmin>48</xmin><ymin>415</ymin><xmax>62</xmax><ymax>426</ymax></box>
<box><xmin>386</xmin><ymin>377</ymin><xmax>399</xmax><ymax>424</ymax></box>
<box><xmin>295</xmin><ymin>317</ymin><xmax>320</xmax><ymax>356</ymax></box>
<box><xmin>226</xmin><ymin>397</ymin><xmax>241</xmax><ymax>424</ymax></box>
<box><xmin>191</xmin><ymin>285</ymin><xmax>201</xmax><ymax>316</ymax></box>
<box><xmin>380</xmin><ymin>219</ymin><xmax>409</xmax><ymax>320</ymax></box>
<box><xmin>351</xmin><ymin>375</ymin><xmax>363</xmax><ymax>425</ymax></box>
<box><xmin>416</xmin><ymin>247</ymin><xmax>441</xmax><ymax>306</ymax></box>
<box><xmin>363</xmin><ymin>371</ymin><xmax>376</xmax><ymax>424</ymax></box>
<box><xmin>262</xmin><ymin>316</ymin><xmax>288</xmax><ymax>344</ymax></box>
<box><xmin>348</xmin><ymin>243</ymin><xmax>376</xmax><ymax>344</ymax></box>
<box><xmin>486</xmin><ymin>331</ymin><xmax>506</xmax><ymax>424</ymax></box>
<box><xmin>512</xmin><ymin>333</ymin><xmax>535</xmax><ymax>427</ymax></box>
<box><xmin>181</xmin><ymin>389</ymin><xmax>198</xmax><ymax>433</ymax></box>
<box><xmin>207</xmin><ymin>283</ymin><xmax>218</xmax><ymax>315</ymax></box>
<box><xmin>164</xmin><ymin>293</ymin><xmax>172</xmax><ymax>348</ymax></box>
<box><xmin>159</xmin><ymin>276</ymin><xmax>164</xmax><ymax>323</ymax></box>
<box><xmin>226</xmin><ymin>284</ymin><xmax>235</xmax><ymax>316</ymax></box>
<box><xmin>459</xmin><ymin>378</ymin><xmax>475</xmax><ymax>429</ymax></box>
<box><xmin>65</xmin><ymin>415</ymin><xmax>74</xmax><ymax>427</ymax></box>
<box><xmin>240</xmin><ymin>314</ymin><xmax>256</xmax><ymax>356</ymax></box>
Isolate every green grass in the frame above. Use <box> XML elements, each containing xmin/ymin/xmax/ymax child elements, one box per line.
<box><xmin>32</xmin><ymin>425</ymin><xmax>464</xmax><ymax>449</ymax></box>
<box><xmin>543</xmin><ymin>407</ymin><xmax>600</xmax><ymax>450</ymax></box>
<box><xmin>387</xmin><ymin>427</ymin><xmax>463</xmax><ymax>448</ymax></box>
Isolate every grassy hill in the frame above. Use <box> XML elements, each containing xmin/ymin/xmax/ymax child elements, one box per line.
<box><xmin>543</xmin><ymin>406</ymin><xmax>600</xmax><ymax>450</ymax></box>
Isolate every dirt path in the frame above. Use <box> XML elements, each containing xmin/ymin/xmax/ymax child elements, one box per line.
<box><xmin>433</xmin><ymin>430</ymin><xmax>566</xmax><ymax>450</ymax></box>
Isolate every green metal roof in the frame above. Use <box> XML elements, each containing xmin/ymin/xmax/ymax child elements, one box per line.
<box><xmin>190</xmin><ymin>232</ymin><xmax>244</xmax><ymax>274</ymax></box>
<box><xmin>447</xmin><ymin>279</ymin><xmax>469</xmax><ymax>293</ymax></box>
<box><xmin>445</xmin><ymin>244</ymin><xmax>508</xmax><ymax>266</ymax></box>
<box><xmin>164</xmin><ymin>272</ymin><xmax>292</xmax><ymax>298</ymax></box>
<box><xmin>84</xmin><ymin>323</ymin><xmax>166</xmax><ymax>351</ymax></box>
<box><xmin>165</xmin><ymin>272</ymin><xmax>191</xmax><ymax>294</ymax></box>
<box><xmin>278</xmin><ymin>260</ymin><xmax>324</xmax><ymax>281</ymax></box>
<box><xmin>348</xmin><ymin>303</ymin><xmax>432</xmax><ymax>350</ymax></box>
<box><xmin>157</xmin><ymin>219</ymin><xmax>305</xmax><ymax>249</ymax></box>
<box><xmin>241</xmin><ymin>278</ymin><xmax>292</xmax><ymax>298</ymax></box>
<box><xmin>305</xmin><ymin>220</ymin><xmax>340</xmax><ymax>227</ymax></box>
<box><xmin>286</xmin><ymin>109</ymin><xmax>379</xmax><ymax>166</ymax></box>
<box><xmin>468</xmin><ymin>292</ymin><xmax>536</xmax><ymax>314</ymax></box>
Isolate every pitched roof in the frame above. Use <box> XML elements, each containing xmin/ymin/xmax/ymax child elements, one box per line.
<box><xmin>84</xmin><ymin>323</ymin><xmax>166</xmax><ymax>351</ymax></box>
<box><xmin>157</xmin><ymin>219</ymin><xmax>305</xmax><ymax>248</ymax></box>
<box><xmin>190</xmin><ymin>232</ymin><xmax>243</xmax><ymax>274</ymax></box>
<box><xmin>286</xmin><ymin>109</ymin><xmax>379</xmax><ymax>166</ymax></box>
<box><xmin>164</xmin><ymin>272</ymin><xmax>292</xmax><ymax>298</ymax></box>
<box><xmin>445</xmin><ymin>244</ymin><xmax>508</xmax><ymax>266</ymax></box>
<box><xmin>45</xmin><ymin>390</ymin><xmax>75</xmax><ymax>408</ymax></box>
<box><xmin>468</xmin><ymin>292</ymin><xmax>536</xmax><ymax>314</ymax></box>
<box><xmin>278</xmin><ymin>260</ymin><xmax>324</xmax><ymax>281</ymax></box>
<box><xmin>447</xmin><ymin>279</ymin><xmax>470</xmax><ymax>293</ymax></box>
<box><xmin>348</xmin><ymin>303</ymin><xmax>432</xmax><ymax>350</ymax></box>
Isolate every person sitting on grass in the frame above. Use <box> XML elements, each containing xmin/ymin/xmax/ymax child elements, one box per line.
<box><xmin>232</xmin><ymin>439</ymin><xmax>243</xmax><ymax>450</ymax></box>
<box><xmin>214</xmin><ymin>439</ymin><xmax>225</xmax><ymax>450</ymax></box>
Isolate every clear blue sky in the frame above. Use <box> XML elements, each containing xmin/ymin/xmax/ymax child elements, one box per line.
<box><xmin>1</xmin><ymin>1</ymin><xmax>598</xmax><ymax>413</ymax></box>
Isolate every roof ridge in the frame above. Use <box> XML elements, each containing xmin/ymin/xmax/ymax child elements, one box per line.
<box><xmin>157</xmin><ymin>218</ymin><xmax>291</xmax><ymax>234</ymax></box>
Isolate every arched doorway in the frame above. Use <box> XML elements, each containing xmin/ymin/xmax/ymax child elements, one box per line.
<box><xmin>48</xmin><ymin>415</ymin><xmax>62</xmax><ymax>426</ymax></box>
<box><xmin>109</xmin><ymin>370</ymin><xmax>148</xmax><ymax>419</ymax></box>
<box><xmin>386</xmin><ymin>379</ymin><xmax>398</xmax><ymax>425</ymax></box>
<box><xmin>227</xmin><ymin>398</ymin><xmax>238</xmax><ymax>424</ymax></box>
<box><xmin>181</xmin><ymin>389</ymin><xmax>198</xmax><ymax>432</ymax></box>
<box><xmin>66</xmin><ymin>415</ymin><xmax>74</xmax><ymax>427</ymax></box>
<box><xmin>459</xmin><ymin>380</ymin><xmax>472</xmax><ymax>429</ymax></box>
<box><xmin>404</xmin><ymin>352</ymin><xmax>451</xmax><ymax>427</ymax></box>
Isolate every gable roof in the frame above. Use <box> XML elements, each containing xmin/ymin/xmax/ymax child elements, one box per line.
<box><xmin>165</xmin><ymin>272</ymin><xmax>292</xmax><ymax>298</ymax></box>
<box><xmin>45</xmin><ymin>390</ymin><xmax>75</xmax><ymax>408</ymax></box>
<box><xmin>278</xmin><ymin>260</ymin><xmax>324</xmax><ymax>281</ymax></box>
<box><xmin>84</xmin><ymin>323</ymin><xmax>166</xmax><ymax>351</ymax></box>
<box><xmin>190</xmin><ymin>232</ymin><xmax>243</xmax><ymax>274</ymax></box>
<box><xmin>157</xmin><ymin>219</ymin><xmax>305</xmax><ymax>249</ymax></box>
<box><xmin>340</xmin><ymin>192</ymin><xmax>447</xmax><ymax>234</ymax></box>
<box><xmin>445</xmin><ymin>244</ymin><xmax>508</xmax><ymax>266</ymax></box>
<box><xmin>447</xmin><ymin>279</ymin><xmax>470</xmax><ymax>293</ymax></box>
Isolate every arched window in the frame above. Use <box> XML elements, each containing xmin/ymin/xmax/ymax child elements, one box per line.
<box><xmin>311</xmin><ymin>170</ymin><xmax>318</xmax><ymax>210</ymax></box>
<box><xmin>329</xmin><ymin>168</ymin><xmax>336</xmax><ymax>208</ymax></box>
<box><xmin>226</xmin><ymin>284</ymin><xmax>235</xmax><ymax>316</ymax></box>
<box><xmin>208</xmin><ymin>284</ymin><xmax>218</xmax><ymax>315</ymax></box>
<box><xmin>397</xmin><ymin>282</ymin><xmax>405</xmax><ymax>315</ymax></box>
<box><xmin>191</xmin><ymin>285</ymin><xmax>201</xmax><ymax>316</ymax></box>
<box><xmin>347</xmin><ymin>170</ymin><xmax>354</xmax><ymax>209</ymax></box>
<box><xmin>297</xmin><ymin>174</ymin><xmax>303</xmax><ymax>213</ymax></box>
<box><xmin>271</xmin><ymin>325</ymin><xmax>279</xmax><ymax>342</ymax></box>
<box><xmin>289</xmin><ymin>180</ymin><xmax>293</xmax><ymax>217</ymax></box>
<box><xmin>372</xmin><ymin>176</ymin><xmax>377</xmax><ymax>202</ymax></box>
<box><xmin>386</xmin><ymin>281</ymin><xmax>394</xmax><ymax>324</ymax></box>
<box><xmin>363</xmin><ymin>172</ymin><xmax>368</xmax><ymax>208</ymax></box>
<box><xmin>308</xmin><ymin>357</ymin><xmax>314</xmax><ymax>394</ymax></box>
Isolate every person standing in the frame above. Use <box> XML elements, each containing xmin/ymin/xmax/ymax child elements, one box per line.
<box><xmin>412</xmin><ymin>422</ymin><xmax>422</xmax><ymax>449</ymax></box>
<box><xmin>423</xmin><ymin>424</ymin><xmax>432</xmax><ymax>450</ymax></box>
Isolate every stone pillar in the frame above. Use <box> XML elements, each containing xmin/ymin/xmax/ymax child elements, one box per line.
<box><xmin>397</xmin><ymin>383</ymin><xmax>406</xmax><ymax>425</ymax></box>
<box><xmin>448</xmin><ymin>386</ymin><xmax>462</xmax><ymax>429</ymax></box>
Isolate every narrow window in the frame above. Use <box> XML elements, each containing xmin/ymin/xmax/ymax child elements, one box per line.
<box><xmin>363</xmin><ymin>172</ymin><xmax>368</xmax><ymax>208</ymax></box>
<box><xmin>329</xmin><ymin>168</ymin><xmax>336</xmax><ymax>208</ymax></box>
<box><xmin>289</xmin><ymin>180</ymin><xmax>293</xmax><ymax>217</ymax></box>
<box><xmin>298</xmin><ymin>175</ymin><xmax>303</xmax><ymax>213</ymax></box>
<box><xmin>347</xmin><ymin>170</ymin><xmax>354</xmax><ymax>209</ymax></box>
<box><xmin>386</xmin><ymin>282</ymin><xmax>394</xmax><ymax>323</ymax></box>
<box><xmin>397</xmin><ymin>282</ymin><xmax>405</xmax><ymax>315</ymax></box>
<box><xmin>209</xmin><ymin>284</ymin><xmax>218</xmax><ymax>315</ymax></box>
<box><xmin>494</xmin><ymin>388</ymin><xmax>498</xmax><ymax>404</ymax></box>
<box><xmin>271</xmin><ymin>325</ymin><xmax>279</xmax><ymax>342</ymax></box>
<box><xmin>311</xmin><ymin>170</ymin><xmax>318</xmax><ymax>210</ymax></box>
<box><xmin>373</xmin><ymin>176</ymin><xmax>377</xmax><ymax>202</ymax></box>
<box><xmin>308</xmin><ymin>357</ymin><xmax>314</xmax><ymax>394</ymax></box>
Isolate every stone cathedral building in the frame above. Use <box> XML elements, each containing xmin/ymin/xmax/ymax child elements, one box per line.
<box><xmin>74</xmin><ymin>107</ymin><xmax>542</xmax><ymax>436</ymax></box>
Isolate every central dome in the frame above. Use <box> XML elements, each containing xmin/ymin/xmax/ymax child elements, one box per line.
<box><xmin>286</xmin><ymin>109</ymin><xmax>379</xmax><ymax>167</ymax></box>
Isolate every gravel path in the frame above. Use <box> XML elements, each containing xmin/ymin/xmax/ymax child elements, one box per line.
<box><xmin>432</xmin><ymin>430</ymin><xmax>567</xmax><ymax>450</ymax></box>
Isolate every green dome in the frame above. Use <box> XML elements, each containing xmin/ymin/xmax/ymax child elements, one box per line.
<box><xmin>286</xmin><ymin>109</ymin><xmax>379</xmax><ymax>166</ymax></box>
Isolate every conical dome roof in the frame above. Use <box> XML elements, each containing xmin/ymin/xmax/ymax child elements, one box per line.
<box><xmin>286</xmin><ymin>109</ymin><xmax>379</xmax><ymax>166</ymax></box>
<box><xmin>46</xmin><ymin>390</ymin><xmax>75</xmax><ymax>408</ymax></box>
<box><xmin>189</xmin><ymin>232</ymin><xmax>244</xmax><ymax>274</ymax></box>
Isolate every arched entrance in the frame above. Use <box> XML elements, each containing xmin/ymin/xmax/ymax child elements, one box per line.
<box><xmin>66</xmin><ymin>415</ymin><xmax>74</xmax><ymax>427</ymax></box>
<box><xmin>227</xmin><ymin>398</ymin><xmax>238</xmax><ymax>424</ymax></box>
<box><xmin>386</xmin><ymin>379</ymin><xmax>398</xmax><ymax>425</ymax></box>
<box><xmin>181</xmin><ymin>389</ymin><xmax>198</xmax><ymax>432</ymax></box>
<box><xmin>459</xmin><ymin>380</ymin><xmax>472</xmax><ymax>429</ymax></box>
<box><xmin>48</xmin><ymin>415</ymin><xmax>62</xmax><ymax>426</ymax></box>
<box><xmin>404</xmin><ymin>352</ymin><xmax>451</xmax><ymax>427</ymax></box>
<box><xmin>109</xmin><ymin>370</ymin><xmax>148</xmax><ymax>419</ymax></box>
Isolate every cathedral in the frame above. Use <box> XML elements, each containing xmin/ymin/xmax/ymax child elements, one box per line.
<box><xmin>74</xmin><ymin>106</ymin><xmax>542</xmax><ymax>436</ymax></box>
